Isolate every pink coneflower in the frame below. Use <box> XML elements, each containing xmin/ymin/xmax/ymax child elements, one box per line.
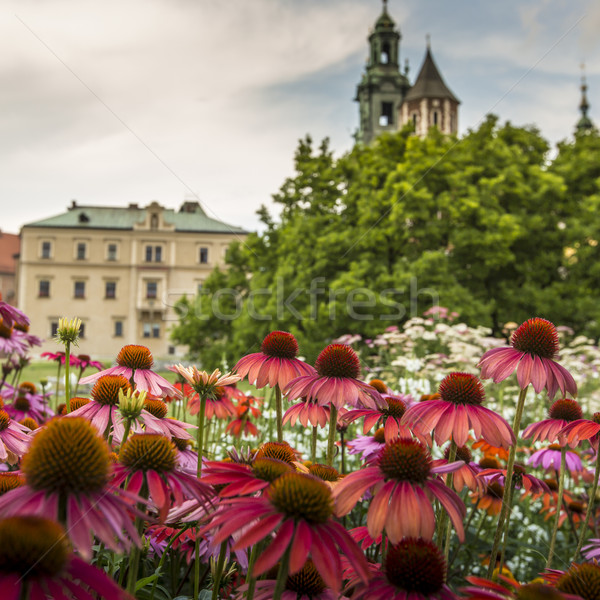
<box><xmin>12</xmin><ymin>324</ymin><xmax>42</xmax><ymax>349</ymax></box>
<box><xmin>0</xmin><ymin>417</ymin><xmax>144</xmax><ymax>559</ymax></box>
<box><xmin>235</xmin><ymin>330</ymin><xmax>316</xmax><ymax>389</ymax></box>
<box><xmin>438</xmin><ymin>445</ymin><xmax>483</xmax><ymax>493</ymax></box>
<box><xmin>187</xmin><ymin>384</ymin><xmax>238</xmax><ymax>419</ymax></box>
<box><xmin>0</xmin><ymin>320</ymin><xmax>28</xmax><ymax>356</ymax></box>
<box><xmin>283</xmin><ymin>397</ymin><xmax>331</xmax><ymax>429</ymax></box>
<box><xmin>529</xmin><ymin>444</ymin><xmax>583</xmax><ymax>474</ymax></box>
<box><xmin>0</xmin><ymin>409</ymin><xmax>31</xmax><ymax>464</ymax></box>
<box><xmin>173</xmin><ymin>438</ymin><xmax>199</xmax><ymax>472</ymax></box>
<box><xmin>523</xmin><ymin>398</ymin><xmax>584</xmax><ymax>446</ymax></box>
<box><xmin>141</xmin><ymin>397</ymin><xmax>195</xmax><ymax>440</ymax></box>
<box><xmin>471</xmin><ymin>481</ymin><xmax>505</xmax><ymax>516</ymax></box>
<box><xmin>401</xmin><ymin>372</ymin><xmax>515</xmax><ymax>448</ymax></box>
<box><xmin>111</xmin><ymin>433</ymin><xmax>214</xmax><ymax>521</ymax></box>
<box><xmin>461</xmin><ymin>576</ymin><xmax>579</xmax><ymax>600</ymax></box>
<box><xmin>347</xmin><ymin>428</ymin><xmax>387</xmax><ymax>462</ymax></box>
<box><xmin>344</xmin><ymin>396</ymin><xmax>412</xmax><ymax>443</ymax></box>
<box><xmin>348</xmin><ymin>537</ymin><xmax>459</xmax><ymax>600</ymax></box>
<box><xmin>477</xmin><ymin>463</ymin><xmax>549</xmax><ymax>497</ymax></box>
<box><xmin>41</xmin><ymin>350</ymin><xmax>80</xmax><ymax>367</ymax></box>
<box><xmin>0</xmin><ymin>299</ymin><xmax>29</xmax><ymax>329</ymax></box>
<box><xmin>333</xmin><ymin>438</ymin><xmax>466</xmax><ymax>544</ymax></box>
<box><xmin>478</xmin><ymin>317</ymin><xmax>577</xmax><ymax>399</ymax></box>
<box><xmin>544</xmin><ymin>561</ymin><xmax>600</xmax><ymax>598</ymax></box>
<box><xmin>0</xmin><ymin>516</ymin><xmax>131</xmax><ymax>600</ymax></box>
<box><xmin>560</xmin><ymin>411</ymin><xmax>600</xmax><ymax>450</ymax></box>
<box><xmin>203</xmin><ymin>472</ymin><xmax>370</xmax><ymax>592</ymax></box>
<box><xmin>284</xmin><ymin>344</ymin><xmax>383</xmax><ymax>410</ymax></box>
<box><xmin>3</xmin><ymin>381</ymin><xmax>53</xmax><ymax>423</ymax></box>
<box><xmin>80</xmin><ymin>345</ymin><xmax>180</xmax><ymax>398</ymax></box>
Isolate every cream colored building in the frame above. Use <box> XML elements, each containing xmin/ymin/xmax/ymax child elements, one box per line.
<box><xmin>17</xmin><ymin>200</ymin><xmax>247</xmax><ymax>359</ymax></box>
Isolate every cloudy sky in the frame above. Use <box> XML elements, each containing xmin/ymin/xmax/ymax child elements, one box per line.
<box><xmin>1</xmin><ymin>0</ymin><xmax>598</xmax><ymax>235</ymax></box>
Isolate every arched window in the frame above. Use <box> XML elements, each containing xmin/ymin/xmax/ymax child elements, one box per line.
<box><xmin>381</xmin><ymin>42</ymin><xmax>390</xmax><ymax>64</ymax></box>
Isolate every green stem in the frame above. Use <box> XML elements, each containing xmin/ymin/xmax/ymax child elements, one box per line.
<box><xmin>197</xmin><ymin>394</ymin><xmax>207</xmax><ymax>477</ymax></box>
<box><xmin>55</xmin><ymin>362</ymin><xmax>62</xmax><ymax>411</ymax></box>
<box><xmin>311</xmin><ymin>426</ymin><xmax>318</xmax><ymax>463</ymax></box>
<box><xmin>546</xmin><ymin>446</ymin><xmax>567</xmax><ymax>569</ymax></box>
<box><xmin>326</xmin><ymin>406</ymin><xmax>338</xmax><ymax>467</ymax></box>
<box><xmin>126</xmin><ymin>518</ymin><xmax>143</xmax><ymax>593</ymax></box>
<box><xmin>121</xmin><ymin>417</ymin><xmax>133</xmax><ymax>447</ymax></box>
<box><xmin>211</xmin><ymin>540</ymin><xmax>228</xmax><ymax>600</ymax></box>
<box><xmin>272</xmin><ymin>543</ymin><xmax>292</xmax><ymax>600</ymax></box>
<box><xmin>245</xmin><ymin>542</ymin><xmax>261</xmax><ymax>600</ymax></box>
<box><xmin>498</xmin><ymin>475</ymin><xmax>517</xmax><ymax>574</ymax></box>
<box><xmin>574</xmin><ymin>445</ymin><xmax>600</xmax><ymax>560</ymax></box>
<box><xmin>341</xmin><ymin>430</ymin><xmax>346</xmax><ymax>474</ymax></box>
<box><xmin>64</xmin><ymin>342</ymin><xmax>71</xmax><ymax>413</ymax></box>
<box><xmin>443</xmin><ymin>441</ymin><xmax>458</xmax><ymax>561</ymax></box>
<box><xmin>194</xmin><ymin>533</ymin><xmax>201</xmax><ymax>600</ymax></box>
<box><xmin>275</xmin><ymin>385</ymin><xmax>283</xmax><ymax>443</ymax></box>
<box><xmin>487</xmin><ymin>386</ymin><xmax>527</xmax><ymax>578</ymax></box>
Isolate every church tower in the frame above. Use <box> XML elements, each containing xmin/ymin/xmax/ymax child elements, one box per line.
<box><xmin>399</xmin><ymin>41</ymin><xmax>460</xmax><ymax>137</ymax></box>
<box><xmin>355</xmin><ymin>0</ymin><xmax>410</xmax><ymax>144</ymax></box>
<box><xmin>576</xmin><ymin>70</ymin><xmax>594</xmax><ymax>134</ymax></box>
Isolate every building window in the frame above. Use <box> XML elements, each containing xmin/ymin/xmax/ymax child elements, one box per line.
<box><xmin>199</xmin><ymin>247</ymin><xmax>209</xmax><ymax>264</ymax></box>
<box><xmin>433</xmin><ymin>111</ymin><xmax>439</xmax><ymax>126</ymax></box>
<box><xmin>114</xmin><ymin>320</ymin><xmax>123</xmax><ymax>337</ymax></box>
<box><xmin>412</xmin><ymin>113</ymin><xmax>417</xmax><ymax>127</ymax></box>
<box><xmin>143</xmin><ymin>323</ymin><xmax>160</xmax><ymax>338</ymax></box>
<box><xmin>381</xmin><ymin>42</ymin><xmax>390</xmax><ymax>64</ymax></box>
<box><xmin>105</xmin><ymin>281</ymin><xmax>116</xmax><ymax>299</ymax></box>
<box><xmin>150</xmin><ymin>214</ymin><xmax>159</xmax><ymax>230</ymax></box>
<box><xmin>145</xmin><ymin>245</ymin><xmax>153</xmax><ymax>262</ymax></box>
<box><xmin>41</xmin><ymin>241</ymin><xmax>52</xmax><ymax>259</ymax></box>
<box><xmin>76</xmin><ymin>242</ymin><xmax>87</xmax><ymax>260</ymax></box>
<box><xmin>50</xmin><ymin>321</ymin><xmax>58</xmax><ymax>337</ymax></box>
<box><xmin>168</xmin><ymin>345</ymin><xmax>175</xmax><ymax>355</ymax></box>
<box><xmin>154</xmin><ymin>246</ymin><xmax>162</xmax><ymax>262</ymax></box>
<box><xmin>39</xmin><ymin>280</ymin><xmax>50</xmax><ymax>298</ymax></box>
<box><xmin>379</xmin><ymin>102</ymin><xmax>393</xmax><ymax>126</ymax></box>
<box><xmin>74</xmin><ymin>281</ymin><xmax>85</xmax><ymax>299</ymax></box>
<box><xmin>107</xmin><ymin>244</ymin><xmax>118</xmax><ymax>261</ymax></box>
<box><xmin>146</xmin><ymin>281</ymin><xmax>157</xmax><ymax>299</ymax></box>
<box><xmin>80</xmin><ymin>323</ymin><xmax>85</xmax><ymax>339</ymax></box>
<box><xmin>145</xmin><ymin>245</ymin><xmax>163</xmax><ymax>262</ymax></box>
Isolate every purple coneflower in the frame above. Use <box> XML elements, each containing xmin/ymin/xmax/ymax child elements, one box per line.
<box><xmin>0</xmin><ymin>409</ymin><xmax>31</xmax><ymax>464</ymax></box>
<box><xmin>0</xmin><ymin>320</ymin><xmax>28</xmax><ymax>356</ymax></box>
<box><xmin>347</xmin><ymin>428</ymin><xmax>387</xmax><ymax>463</ymax></box>
<box><xmin>529</xmin><ymin>444</ymin><xmax>583</xmax><ymax>474</ymax></box>
<box><xmin>0</xmin><ymin>299</ymin><xmax>29</xmax><ymax>329</ymax></box>
<box><xmin>344</xmin><ymin>395</ymin><xmax>412</xmax><ymax>443</ymax></box>
<box><xmin>523</xmin><ymin>398</ymin><xmax>583</xmax><ymax>445</ymax></box>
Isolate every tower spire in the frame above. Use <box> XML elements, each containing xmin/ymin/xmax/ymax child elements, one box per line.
<box><xmin>576</xmin><ymin>63</ymin><xmax>593</xmax><ymax>133</ymax></box>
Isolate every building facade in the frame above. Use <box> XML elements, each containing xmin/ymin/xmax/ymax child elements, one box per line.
<box><xmin>0</xmin><ymin>231</ymin><xmax>19</xmax><ymax>305</ymax></box>
<box><xmin>18</xmin><ymin>200</ymin><xmax>247</xmax><ymax>359</ymax></box>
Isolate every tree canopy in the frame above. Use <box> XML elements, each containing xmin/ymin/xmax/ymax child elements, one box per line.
<box><xmin>171</xmin><ymin>116</ymin><xmax>600</xmax><ymax>365</ymax></box>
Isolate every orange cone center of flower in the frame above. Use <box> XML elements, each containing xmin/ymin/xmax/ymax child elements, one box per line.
<box><xmin>23</xmin><ymin>418</ymin><xmax>110</xmax><ymax>495</ymax></box>
<box><xmin>68</xmin><ymin>397</ymin><xmax>90</xmax><ymax>412</ymax></box>
<box><xmin>479</xmin><ymin>456</ymin><xmax>501</xmax><ymax>469</ymax></box>
<box><xmin>0</xmin><ymin>516</ymin><xmax>71</xmax><ymax>577</ymax></box>
<box><xmin>308</xmin><ymin>463</ymin><xmax>341</xmax><ymax>482</ymax></box>
<box><xmin>0</xmin><ymin>321</ymin><xmax>12</xmax><ymax>339</ymax></box>
<box><xmin>92</xmin><ymin>375</ymin><xmax>130</xmax><ymax>406</ymax></box>
<box><xmin>119</xmin><ymin>434</ymin><xmax>176</xmax><ymax>473</ymax></box>
<box><xmin>549</xmin><ymin>398</ymin><xmax>583</xmax><ymax>422</ymax></box>
<box><xmin>385</xmin><ymin>538</ymin><xmax>445</xmax><ymax>593</ymax></box>
<box><xmin>517</xmin><ymin>583</ymin><xmax>567</xmax><ymax>600</ymax></box>
<box><xmin>116</xmin><ymin>345</ymin><xmax>154</xmax><ymax>370</ymax></box>
<box><xmin>19</xmin><ymin>417</ymin><xmax>38</xmax><ymax>431</ymax></box>
<box><xmin>568</xmin><ymin>501</ymin><xmax>585</xmax><ymax>515</ymax></box>
<box><xmin>438</xmin><ymin>372</ymin><xmax>485</xmax><ymax>406</ymax></box>
<box><xmin>369</xmin><ymin>379</ymin><xmax>388</xmax><ymax>393</ymax></box>
<box><xmin>14</xmin><ymin>323</ymin><xmax>29</xmax><ymax>333</ymax></box>
<box><xmin>260</xmin><ymin>331</ymin><xmax>299</xmax><ymax>359</ymax></box>
<box><xmin>446</xmin><ymin>444</ymin><xmax>472</xmax><ymax>463</ymax></box>
<box><xmin>382</xmin><ymin>399</ymin><xmax>406</xmax><ymax>418</ymax></box>
<box><xmin>144</xmin><ymin>399</ymin><xmax>168</xmax><ymax>419</ymax></box>
<box><xmin>268</xmin><ymin>472</ymin><xmax>334</xmax><ymax>524</ymax></box>
<box><xmin>173</xmin><ymin>438</ymin><xmax>190</xmax><ymax>452</ymax></box>
<box><xmin>373</xmin><ymin>427</ymin><xmax>386</xmax><ymax>444</ymax></box>
<box><xmin>315</xmin><ymin>344</ymin><xmax>361</xmax><ymax>379</ymax></box>
<box><xmin>251</xmin><ymin>457</ymin><xmax>294</xmax><ymax>482</ymax></box>
<box><xmin>18</xmin><ymin>382</ymin><xmax>37</xmax><ymax>394</ymax></box>
<box><xmin>487</xmin><ymin>482</ymin><xmax>504</xmax><ymax>499</ymax></box>
<box><xmin>14</xmin><ymin>396</ymin><xmax>30</xmax><ymax>412</ymax></box>
<box><xmin>0</xmin><ymin>473</ymin><xmax>22</xmax><ymax>495</ymax></box>
<box><xmin>0</xmin><ymin>410</ymin><xmax>10</xmax><ymax>431</ymax></box>
<box><xmin>511</xmin><ymin>318</ymin><xmax>559</xmax><ymax>359</ymax></box>
<box><xmin>254</xmin><ymin>441</ymin><xmax>296</xmax><ymax>464</ymax></box>
<box><xmin>378</xmin><ymin>439</ymin><xmax>431</xmax><ymax>483</ymax></box>
<box><xmin>557</xmin><ymin>562</ymin><xmax>600</xmax><ymax>598</ymax></box>
<box><xmin>286</xmin><ymin>559</ymin><xmax>327</xmax><ymax>595</ymax></box>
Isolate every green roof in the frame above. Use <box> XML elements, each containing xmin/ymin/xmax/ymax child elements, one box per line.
<box><xmin>23</xmin><ymin>203</ymin><xmax>248</xmax><ymax>234</ymax></box>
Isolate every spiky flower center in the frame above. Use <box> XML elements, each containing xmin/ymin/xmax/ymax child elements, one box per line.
<box><xmin>261</xmin><ymin>331</ymin><xmax>299</xmax><ymax>359</ymax></box>
<box><xmin>268</xmin><ymin>472</ymin><xmax>333</xmax><ymax>524</ymax></box>
<box><xmin>92</xmin><ymin>375</ymin><xmax>130</xmax><ymax>406</ymax></box>
<box><xmin>369</xmin><ymin>379</ymin><xmax>388</xmax><ymax>393</ymax></box>
<box><xmin>568</xmin><ymin>501</ymin><xmax>585</xmax><ymax>514</ymax></box>
<box><xmin>254</xmin><ymin>442</ymin><xmax>297</xmax><ymax>464</ymax></box>
<box><xmin>516</xmin><ymin>583</ymin><xmax>567</xmax><ymax>600</ymax></box>
<box><xmin>479</xmin><ymin>457</ymin><xmax>501</xmax><ymax>469</ymax></box>
<box><xmin>486</xmin><ymin>482</ymin><xmax>504</xmax><ymax>499</ymax></box>
<box><xmin>173</xmin><ymin>438</ymin><xmax>190</xmax><ymax>452</ymax></box>
<box><xmin>0</xmin><ymin>473</ymin><xmax>22</xmax><ymax>495</ymax></box>
<box><xmin>0</xmin><ymin>321</ymin><xmax>12</xmax><ymax>339</ymax></box>
<box><xmin>68</xmin><ymin>397</ymin><xmax>90</xmax><ymax>412</ymax></box>
<box><xmin>23</xmin><ymin>417</ymin><xmax>110</xmax><ymax>494</ymax></box>
<box><xmin>286</xmin><ymin>560</ymin><xmax>326</xmax><ymax>595</ymax></box>
<box><xmin>315</xmin><ymin>344</ymin><xmax>361</xmax><ymax>379</ymax></box>
<box><xmin>385</xmin><ymin>538</ymin><xmax>446</xmax><ymax>593</ymax></box>
<box><xmin>511</xmin><ymin>318</ymin><xmax>559</xmax><ymax>359</ymax></box>
<box><xmin>373</xmin><ymin>427</ymin><xmax>386</xmax><ymax>444</ymax></box>
<box><xmin>438</xmin><ymin>372</ymin><xmax>485</xmax><ymax>406</ymax></box>
<box><xmin>557</xmin><ymin>562</ymin><xmax>600</xmax><ymax>599</ymax></box>
<box><xmin>144</xmin><ymin>399</ymin><xmax>168</xmax><ymax>419</ymax></box>
<box><xmin>549</xmin><ymin>398</ymin><xmax>583</xmax><ymax>422</ymax></box>
<box><xmin>19</xmin><ymin>382</ymin><xmax>37</xmax><ymax>394</ymax></box>
<box><xmin>378</xmin><ymin>439</ymin><xmax>432</xmax><ymax>484</ymax></box>
<box><xmin>0</xmin><ymin>410</ymin><xmax>10</xmax><ymax>431</ymax></box>
<box><xmin>0</xmin><ymin>516</ymin><xmax>71</xmax><ymax>577</ymax></box>
<box><xmin>446</xmin><ymin>445</ymin><xmax>472</xmax><ymax>463</ymax></box>
<box><xmin>116</xmin><ymin>345</ymin><xmax>154</xmax><ymax>370</ymax></box>
<box><xmin>19</xmin><ymin>417</ymin><xmax>38</xmax><ymax>431</ymax></box>
<box><xmin>548</xmin><ymin>444</ymin><xmax>562</xmax><ymax>451</ymax></box>
<box><xmin>308</xmin><ymin>463</ymin><xmax>341</xmax><ymax>482</ymax></box>
<box><xmin>545</xmin><ymin>478</ymin><xmax>558</xmax><ymax>491</ymax></box>
<box><xmin>119</xmin><ymin>434</ymin><xmax>176</xmax><ymax>473</ymax></box>
<box><xmin>14</xmin><ymin>396</ymin><xmax>30</xmax><ymax>412</ymax></box>
<box><xmin>382</xmin><ymin>399</ymin><xmax>406</xmax><ymax>418</ymax></box>
<box><xmin>251</xmin><ymin>458</ymin><xmax>293</xmax><ymax>482</ymax></box>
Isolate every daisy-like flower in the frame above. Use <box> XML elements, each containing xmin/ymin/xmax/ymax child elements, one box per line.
<box><xmin>12</xmin><ymin>323</ymin><xmax>42</xmax><ymax>349</ymax></box>
<box><xmin>333</xmin><ymin>438</ymin><xmax>466</xmax><ymax>544</ymax></box>
<box><xmin>0</xmin><ymin>299</ymin><xmax>29</xmax><ymax>329</ymax></box>
<box><xmin>41</xmin><ymin>350</ymin><xmax>79</xmax><ymax>366</ymax></box>
<box><xmin>401</xmin><ymin>372</ymin><xmax>515</xmax><ymax>448</ymax></box>
<box><xmin>283</xmin><ymin>397</ymin><xmax>331</xmax><ymax>429</ymax></box>
<box><xmin>187</xmin><ymin>385</ymin><xmax>238</xmax><ymax>419</ymax></box>
<box><xmin>471</xmin><ymin>481</ymin><xmax>505</xmax><ymax>516</ymax></box>
<box><xmin>461</xmin><ymin>576</ymin><xmax>578</xmax><ymax>600</ymax></box>
<box><xmin>0</xmin><ymin>409</ymin><xmax>31</xmax><ymax>464</ymax></box>
<box><xmin>0</xmin><ymin>516</ymin><xmax>131</xmax><ymax>600</ymax></box>
<box><xmin>344</xmin><ymin>396</ymin><xmax>412</xmax><ymax>443</ymax></box>
<box><xmin>0</xmin><ymin>417</ymin><xmax>143</xmax><ymax>559</ymax></box>
<box><xmin>439</xmin><ymin>445</ymin><xmax>483</xmax><ymax>493</ymax></box>
<box><xmin>168</xmin><ymin>364</ymin><xmax>240</xmax><ymax>398</ymax></box>
<box><xmin>304</xmin><ymin>463</ymin><xmax>344</xmax><ymax>489</ymax></box>
<box><xmin>583</xmin><ymin>538</ymin><xmax>600</xmax><ymax>561</ymax></box>
<box><xmin>285</xmin><ymin>344</ymin><xmax>383</xmax><ymax>410</ymax></box>
<box><xmin>203</xmin><ymin>472</ymin><xmax>370</xmax><ymax>592</ymax></box>
<box><xmin>544</xmin><ymin>561</ymin><xmax>600</xmax><ymax>599</ymax></box>
<box><xmin>3</xmin><ymin>381</ymin><xmax>53</xmax><ymax>423</ymax></box>
<box><xmin>234</xmin><ymin>330</ymin><xmax>316</xmax><ymax>389</ymax></box>
<box><xmin>254</xmin><ymin>441</ymin><xmax>302</xmax><ymax>465</ymax></box>
<box><xmin>0</xmin><ymin>320</ymin><xmax>28</xmax><ymax>356</ymax></box>
<box><xmin>472</xmin><ymin>439</ymin><xmax>509</xmax><ymax>461</ymax></box>
<box><xmin>111</xmin><ymin>433</ymin><xmax>214</xmax><ymax>521</ymax></box>
<box><xmin>141</xmin><ymin>397</ymin><xmax>195</xmax><ymax>440</ymax></box>
<box><xmin>478</xmin><ymin>317</ymin><xmax>577</xmax><ymax>399</ymax></box>
<box><xmin>529</xmin><ymin>444</ymin><xmax>584</xmax><ymax>474</ymax></box>
<box><xmin>523</xmin><ymin>398</ymin><xmax>584</xmax><ymax>446</ymax></box>
<box><xmin>80</xmin><ymin>345</ymin><xmax>181</xmax><ymax>398</ymax></box>
<box><xmin>348</xmin><ymin>537</ymin><xmax>459</xmax><ymax>600</ymax></box>
<box><xmin>560</xmin><ymin>412</ymin><xmax>600</xmax><ymax>450</ymax></box>
<box><xmin>347</xmin><ymin>428</ymin><xmax>387</xmax><ymax>462</ymax></box>
<box><xmin>477</xmin><ymin>463</ymin><xmax>549</xmax><ymax>497</ymax></box>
